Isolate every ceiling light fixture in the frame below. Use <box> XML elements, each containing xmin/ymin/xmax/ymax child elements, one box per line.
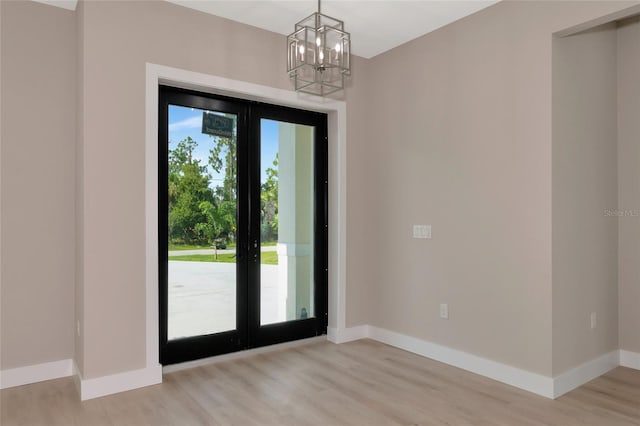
<box><xmin>287</xmin><ymin>0</ymin><xmax>351</xmax><ymax>96</ymax></box>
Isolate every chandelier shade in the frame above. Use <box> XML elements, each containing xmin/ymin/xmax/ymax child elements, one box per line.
<box><xmin>287</xmin><ymin>1</ymin><xmax>351</xmax><ymax>96</ymax></box>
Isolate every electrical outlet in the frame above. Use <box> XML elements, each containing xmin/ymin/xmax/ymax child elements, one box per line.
<box><xmin>590</xmin><ymin>312</ymin><xmax>597</xmax><ymax>329</ymax></box>
<box><xmin>440</xmin><ymin>303</ymin><xmax>449</xmax><ymax>319</ymax></box>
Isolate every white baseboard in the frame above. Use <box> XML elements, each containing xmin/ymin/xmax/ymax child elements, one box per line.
<box><xmin>79</xmin><ymin>364</ymin><xmax>162</xmax><ymax>401</ymax></box>
<box><xmin>620</xmin><ymin>350</ymin><xmax>640</xmax><ymax>370</ymax></box>
<box><xmin>327</xmin><ymin>325</ymin><xmax>369</xmax><ymax>343</ymax></box>
<box><xmin>0</xmin><ymin>359</ymin><xmax>74</xmax><ymax>389</ymax></box>
<box><xmin>327</xmin><ymin>326</ymin><xmax>338</xmax><ymax>342</ymax></box>
<box><xmin>367</xmin><ymin>326</ymin><xmax>555</xmax><ymax>398</ymax></box>
<box><xmin>3</xmin><ymin>338</ymin><xmax>635</xmax><ymax>401</ymax></box>
<box><xmin>330</xmin><ymin>325</ymin><xmax>638</xmax><ymax>399</ymax></box>
<box><xmin>72</xmin><ymin>360</ymin><xmax>82</xmax><ymax>396</ymax></box>
<box><xmin>552</xmin><ymin>351</ymin><xmax>620</xmax><ymax>398</ymax></box>
<box><xmin>331</xmin><ymin>325</ymin><xmax>640</xmax><ymax>399</ymax></box>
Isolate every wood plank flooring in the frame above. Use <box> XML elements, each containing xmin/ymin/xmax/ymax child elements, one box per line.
<box><xmin>1</xmin><ymin>339</ymin><xmax>639</xmax><ymax>425</ymax></box>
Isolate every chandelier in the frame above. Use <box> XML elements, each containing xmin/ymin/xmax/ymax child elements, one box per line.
<box><xmin>287</xmin><ymin>0</ymin><xmax>351</xmax><ymax>96</ymax></box>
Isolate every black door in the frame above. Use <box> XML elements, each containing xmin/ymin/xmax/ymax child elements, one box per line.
<box><xmin>159</xmin><ymin>86</ymin><xmax>327</xmax><ymax>365</ymax></box>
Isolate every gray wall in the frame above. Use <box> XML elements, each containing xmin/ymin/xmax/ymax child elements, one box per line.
<box><xmin>552</xmin><ymin>24</ymin><xmax>619</xmax><ymax>376</ymax></box>
<box><xmin>0</xmin><ymin>1</ymin><xmax>76</xmax><ymax>369</ymax></box>
<box><xmin>359</xmin><ymin>1</ymin><xmax>635</xmax><ymax>376</ymax></box>
<box><xmin>618</xmin><ymin>17</ymin><xmax>640</xmax><ymax>355</ymax></box>
<box><xmin>74</xmin><ymin>0</ymin><xmax>370</xmax><ymax>378</ymax></box>
<box><xmin>75</xmin><ymin>0</ymin><xmax>285</xmax><ymax>378</ymax></box>
<box><xmin>1</xmin><ymin>0</ymin><xmax>638</xmax><ymax>381</ymax></box>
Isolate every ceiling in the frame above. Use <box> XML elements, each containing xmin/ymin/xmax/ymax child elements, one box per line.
<box><xmin>166</xmin><ymin>1</ymin><xmax>499</xmax><ymax>58</ymax></box>
<box><xmin>34</xmin><ymin>0</ymin><xmax>500</xmax><ymax>59</ymax></box>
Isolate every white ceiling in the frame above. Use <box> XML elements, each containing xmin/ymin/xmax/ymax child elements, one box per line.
<box><xmin>34</xmin><ymin>0</ymin><xmax>500</xmax><ymax>59</ymax></box>
<box><xmin>166</xmin><ymin>1</ymin><xmax>499</xmax><ymax>58</ymax></box>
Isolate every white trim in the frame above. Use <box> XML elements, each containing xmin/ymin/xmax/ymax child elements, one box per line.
<box><xmin>552</xmin><ymin>351</ymin><xmax>620</xmax><ymax>398</ymax></box>
<box><xmin>327</xmin><ymin>325</ymin><xmax>369</xmax><ymax>344</ymax></box>
<box><xmin>327</xmin><ymin>326</ymin><xmax>338</xmax><ymax>342</ymax></box>
<box><xmin>145</xmin><ymin>65</ymin><xmax>160</xmax><ymax>372</ymax></box>
<box><xmin>163</xmin><ymin>336</ymin><xmax>326</xmax><ymax>374</ymax></box>
<box><xmin>620</xmin><ymin>350</ymin><xmax>640</xmax><ymax>370</ymax></box>
<box><xmin>72</xmin><ymin>360</ymin><xmax>82</xmax><ymax>396</ymax></box>
<box><xmin>330</xmin><ymin>104</ymin><xmax>348</xmax><ymax>333</ymax></box>
<box><xmin>554</xmin><ymin>4</ymin><xmax>640</xmax><ymax>37</ymax></box>
<box><xmin>145</xmin><ymin>63</ymin><xmax>348</xmax><ymax>364</ymax></box>
<box><xmin>79</xmin><ymin>364</ymin><xmax>162</xmax><ymax>401</ymax></box>
<box><xmin>0</xmin><ymin>359</ymin><xmax>74</xmax><ymax>389</ymax></box>
<box><xmin>329</xmin><ymin>325</ymin><xmax>634</xmax><ymax>399</ymax></box>
<box><xmin>31</xmin><ymin>0</ymin><xmax>78</xmax><ymax>11</ymax></box>
<box><xmin>367</xmin><ymin>326</ymin><xmax>555</xmax><ymax>398</ymax></box>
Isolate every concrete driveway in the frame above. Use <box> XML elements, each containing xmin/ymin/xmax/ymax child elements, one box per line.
<box><xmin>168</xmin><ymin>261</ymin><xmax>280</xmax><ymax>340</ymax></box>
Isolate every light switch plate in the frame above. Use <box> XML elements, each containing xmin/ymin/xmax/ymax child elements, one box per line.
<box><xmin>413</xmin><ymin>225</ymin><xmax>432</xmax><ymax>239</ymax></box>
<box><xmin>440</xmin><ymin>303</ymin><xmax>449</xmax><ymax>319</ymax></box>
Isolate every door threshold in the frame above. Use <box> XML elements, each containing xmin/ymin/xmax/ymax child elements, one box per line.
<box><xmin>162</xmin><ymin>335</ymin><xmax>327</xmax><ymax>374</ymax></box>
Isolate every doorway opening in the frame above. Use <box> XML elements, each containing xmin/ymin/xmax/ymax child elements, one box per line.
<box><xmin>158</xmin><ymin>86</ymin><xmax>328</xmax><ymax>365</ymax></box>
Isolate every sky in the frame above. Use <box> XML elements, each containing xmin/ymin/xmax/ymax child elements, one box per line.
<box><xmin>168</xmin><ymin>104</ymin><xmax>279</xmax><ymax>188</ymax></box>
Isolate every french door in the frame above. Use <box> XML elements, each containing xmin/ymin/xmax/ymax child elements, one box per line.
<box><xmin>159</xmin><ymin>86</ymin><xmax>328</xmax><ymax>365</ymax></box>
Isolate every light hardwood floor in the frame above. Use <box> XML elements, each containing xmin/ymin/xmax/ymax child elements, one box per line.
<box><xmin>2</xmin><ymin>339</ymin><xmax>639</xmax><ymax>425</ymax></box>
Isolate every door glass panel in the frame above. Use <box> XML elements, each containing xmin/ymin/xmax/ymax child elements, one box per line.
<box><xmin>167</xmin><ymin>104</ymin><xmax>237</xmax><ymax>340</ymax></box>
<box><xmin>260</xmin><ymin>119</ymin><xmax>315</xmax><ymax>325</ymax></box>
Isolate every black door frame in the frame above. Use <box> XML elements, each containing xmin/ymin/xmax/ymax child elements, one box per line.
<box><xmin>158</xmin><ymin>86</ymin><xmax>328</xmax><ymax>365</ymax></box>
<box><xmin>248</xmin><ymin>103</ymin><xmax>329</xmax><ymax>348</ymax></box>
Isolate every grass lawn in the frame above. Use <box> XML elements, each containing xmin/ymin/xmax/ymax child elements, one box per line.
<box><xmin>169</xmin><ymin>242</ymin><xmax>275</xmax><ymax>251</ymax></box>
<box><xmin>169</xmin><ymin>251</ymin><xmax>278</xmax><ymax>265</ymax></box>
<box><xmin>168</xmin><ymin>244</ymin><xmax>210</xmax><ymax>251</ymax></box>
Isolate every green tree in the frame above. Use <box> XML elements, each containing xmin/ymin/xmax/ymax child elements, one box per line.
<box><xmin>168</xmin><ymin>137</ymin><xmax>213</xmax><ymax>244</ymax></box>
<box><xmin>195</xmin><ymin>199</ymin><xmax>236</xmax><ymax>257</ymax></box>
<box><xmin>261</xmin><ymin>154</ymin><xmax>278</xmax><ymax>242</ymax></box>
<box><xmin>208</xmin><ymin>121</ymin><xmax>238</xmax><ymax>244</ymax></box>
<box><xmin>208</xmin><ymin>134</ymin><xmax>236</xmax><ymax>203</ymax></box>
